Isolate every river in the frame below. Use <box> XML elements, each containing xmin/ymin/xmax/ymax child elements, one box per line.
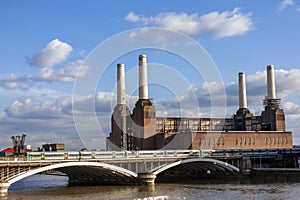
<box><xmin>5</xmin><ymin>174</ymin><xmax>300</xmax><ymax>199</ymax></box>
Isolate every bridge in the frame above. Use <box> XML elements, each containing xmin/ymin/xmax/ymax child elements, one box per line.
<box><xmin>2</xmin><ymin>148</ymin><xmax>300</xmax><ymax>196</ymax></box>
<box><xmin>0</xmin><ymin>150</ymin><xmax>240</xmax><ymax>196</ymax></box>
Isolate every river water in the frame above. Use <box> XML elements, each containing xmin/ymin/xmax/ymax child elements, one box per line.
<box><xmin>5</xmin><ymin>174</ymin><xmax>300</xmax><ymax>200</ymax></box>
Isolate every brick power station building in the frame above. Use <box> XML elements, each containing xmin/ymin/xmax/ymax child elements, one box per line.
<box><xmin>107</xmin><ymin>55</ymin><xmax>292</xmax><ymax>150</ymax></box>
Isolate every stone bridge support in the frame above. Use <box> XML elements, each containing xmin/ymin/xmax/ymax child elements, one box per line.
<box><xmin>137</xmin><ymin>173</ymin><xmax>156</xmax><ymax>185</ymax></box>
<box><xmin>0</xmin><ymin>182</ymin><xmax>10</xmax><ymax>196</ymax></box>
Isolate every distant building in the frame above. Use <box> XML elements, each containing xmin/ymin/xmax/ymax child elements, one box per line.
<box><xmin>107</xmin><ymin>55</ymin><xmax>292</xmax><ymax>150</ymax></box>
<box><xmin>42</xmin><ymin>143</ymin><xmax>65</xmax><ymax>152</ymax></box>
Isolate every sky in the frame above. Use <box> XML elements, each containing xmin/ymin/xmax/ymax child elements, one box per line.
<box><xmin>0</xmin><ymin>0</ymin><xmax>300</xmax><ymax>150</ymax></box>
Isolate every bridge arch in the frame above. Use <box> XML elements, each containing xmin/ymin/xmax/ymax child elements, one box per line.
<box><xmin>8</xmin><ymin>162</ymin><xmax>138</xmax><ymax>185</ymax></box>
<box><xmin>152</xmin><ymin>158</ymin><xmax>239</xmax><ymax>175</ymax></box>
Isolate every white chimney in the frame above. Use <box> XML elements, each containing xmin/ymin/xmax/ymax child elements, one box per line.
<box><xmin>139</xmin><ymin>54</ymin><xmax>149</xmax><ymax>100</ymax></box>
<box><xmin>238</xmin><ymin>72</ymin><xmax>247</xmax><ymax>109</ymax></box>
<box><xmin>117</xmin><ymin>63</ymin><xmax>126</xmax><ymax>105</ymax></box>
<box><xmin>267</xmin><ymin>65</ymin><xmax>276</xmax><ymax>99</ymax></box>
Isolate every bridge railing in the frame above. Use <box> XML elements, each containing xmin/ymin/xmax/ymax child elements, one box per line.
<box><xmin>20</xmin><ymin>150</ymin><xmax>214</xmax><ymax>161</ymax></box>
<box><xmin>0</xmin><ymin>155</ymin><xmax>27</xmax><ymax>161</ymax></box>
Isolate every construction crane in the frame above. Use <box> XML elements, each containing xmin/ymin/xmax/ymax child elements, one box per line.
<box><xmin>11</xmin><ymin>134</ymin><xmax>26</xmax><ymax>155</ymax></box>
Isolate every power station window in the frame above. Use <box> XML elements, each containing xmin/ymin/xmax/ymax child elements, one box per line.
<box><xmin>265</xmin><ymin>138</ymin><xmax>267</xmax><ymax>145</ymax></box>
<box><xmin>277</xmin><ymin>137</ymin><xmax>280</xmax><ymax>145</ymax></box>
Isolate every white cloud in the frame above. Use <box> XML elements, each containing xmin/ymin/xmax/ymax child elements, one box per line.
<box><xmin>0</xmin><ymin>92</ymin><xmax>118</xmax><ymax>149</ymax></box>
<box><xmin>125</xmin><ymin>12</ymin><xmax>140</xmax><ymax>22</ymax></box>
<box><xmin>0</xmin><ymin>60</ymin><xmax>89</xmax><ymax>90</ymax></box>
<box><xmin>5</xmin><ymin>98</ymin><xmax>68</xmax><ymax>119</ymax></box>
<box><xmin>281</xmin><ymin>101</ymin><xmax>300</xmax><ymax>144</ymax></box>
<box><xmin>0</xmin><ymin>96</ymin><xmax>80</xmax><ymax>149</ymax></box>
<box><xmin>125</xmin><ymin>8</ymin><xmax>254</xmax><ymax>39</ymax></box>
<box><xmin>0</xmin><ymin>74</ymin><xmax>31</xmax><ymax>90</ymax></box>
<box><xmin>29</xmin><ymin>39</ymin><xmax>73</xmax><ymax>67</ymax></box>
<box><xmin>0</xmin><ymin>74</ymin><xmax>21</xmax><ymax>89</ymax></box>
<box><xmin>282</xmin><ymin>101</ymin><xmax>300</xmax><ymax>115</ymax></box>
<box><xmin>246</xmin><ymin>68</ymin><xmax>300</xmax><ymax>99</ymax></box>
<box><xmin>278</xmin><ymin>0</ymin><xmax>295</xmax><ymax>10</ymax></box>
<box><xmin>33</xmin><ymin>60</ymin><xmax>89</xmax><ymax>82</ymax></box>
<box><xmin>71</xmin><ymin>92</ymin><xmax>117</xmax><ymax>114</ymax></box>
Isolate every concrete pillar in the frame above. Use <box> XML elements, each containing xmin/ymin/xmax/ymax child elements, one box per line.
<box><xmin>138</xmin><ymin>173</ymin><xmax>156</xmax><ymax>185</ymax></box>
<box><xmin>139</xmin><ymin>54</ymin><xmax>149</xmax><ymax>100</ymax></box>
<box><xmin>0</xmin><ymin>182</ymin><xmax>10</xmax><ymax>196</ymax></box>
<box><xmin>117</xmin><ymin>63</ymin><xmax>126</xmax><ymax>105</ymax></box>
<box><xmin>238</xmin><ymin>72</ymin><xmax>247</xmax><ymax>109</ymax></box>
<box><xmin>267</xmin><ymin>65</ymin><xmax>276</xmax><ymax>99</ymax></box>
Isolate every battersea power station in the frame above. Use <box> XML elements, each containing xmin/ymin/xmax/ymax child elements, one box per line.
<box><xmin>107</xmin><ymin>55</ymin><xmax>292</xmax><ymax>151</ymax></box>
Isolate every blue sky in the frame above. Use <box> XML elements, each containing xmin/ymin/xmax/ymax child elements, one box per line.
<box><xmin>0</xmin><ymin>0</ymin><xmax>300</xmax><ymax>150</ymax></box>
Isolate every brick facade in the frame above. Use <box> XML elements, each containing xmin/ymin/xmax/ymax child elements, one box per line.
<box><xmin>191</xmin><ymin>131</ymin><xmax>292</xmax><ymax>150</ymax></box>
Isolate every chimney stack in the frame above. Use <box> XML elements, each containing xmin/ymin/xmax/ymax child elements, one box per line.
<box><xmin>117</xmin><ymin>63</ymin><xmax>126</xmax><ymax>105</ymax></box>
<box><xmin>139</xmin><ymin>54</ymin><xmax>149</xmax><ymax>100</ymax></box>
<box><xmin>267</xmin><ymin>65</ymin><xmax>276</xmax><ymax>100</ymax></box>
<box><xmin>238</xmin><ymin>72</ymin><xmax>247</xmax><ymax>109</ymax></box>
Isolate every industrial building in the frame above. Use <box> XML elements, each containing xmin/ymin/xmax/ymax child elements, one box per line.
<box><xmin>107</xmin><ymin>55</ymin><xmax>292</xmax><ymax>150</ymax></box>
<box><xmin>42</xmin><ymin>143</ymin><xmax>65</xmax><ymax>152</ymax></box>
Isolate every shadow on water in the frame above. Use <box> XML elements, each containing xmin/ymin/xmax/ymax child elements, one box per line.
<box><xmin>8</xmin><ymin>175</ymin><xmax>161</xmax><ymax>200</ymax></box>
<box><xmin>10</xmin><ymin>174</ymin><xmax>69</xmax><ymax>190</ymax></box>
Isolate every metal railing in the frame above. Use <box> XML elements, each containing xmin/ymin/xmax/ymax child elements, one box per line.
<box><xmin>0</xmin><ymin>150</ymin><xmax>214</xmax><ymax>162</ymax></box>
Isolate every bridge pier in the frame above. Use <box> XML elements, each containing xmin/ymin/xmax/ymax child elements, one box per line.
<box><xmin>137</xmin><ymin>173</ymin><xmax>156</xmax><ymax>185</ymax></box>
<box><xmin>0</xmin><ymin>182</ymin><xmax>10</xmax><ymax>196</ymax></box>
